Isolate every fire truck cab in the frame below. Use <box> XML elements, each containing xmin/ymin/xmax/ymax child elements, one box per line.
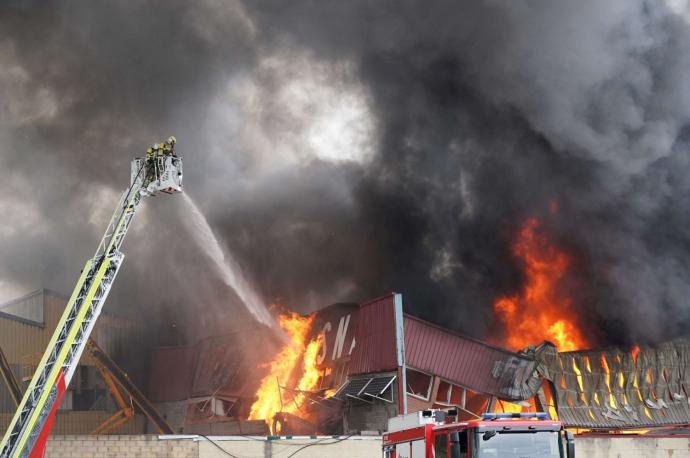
<box><xmin>382</xmin><ymin>410</ymin><xmax>575</xmax><ymax>458</ymax></box>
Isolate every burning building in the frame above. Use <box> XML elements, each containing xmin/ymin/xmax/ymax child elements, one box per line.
<box><xmin>532</xmin><ymin>341</ymin><xmax>690</xmax><ymax>430</ymax></box>
<box><xmin>148</xmin><ymin>323</ymin><xmax>278</xmax><ymax>435</ymax></box>
<box><xmin>149</xmin><ymin>292</ymin><xmax>690</xmax><ymax>436</ymax></box>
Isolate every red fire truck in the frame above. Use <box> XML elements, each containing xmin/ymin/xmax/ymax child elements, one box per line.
<box><xmin>382</xmin><ymin>410</ymin><xmax>575</xmax><ymax>458</ymax></box>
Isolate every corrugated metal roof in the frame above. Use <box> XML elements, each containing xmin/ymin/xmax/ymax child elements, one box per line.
<box><xmin>536</xmin><ymin>340</ymin><xmax>690</xmax><ymax>429</ymax></box>
<box><xmin>348</xmin><ymin>294</ymin><xmax>398</xmax><ymax>375</ymax></box>
<box><xmin>149</xmin><ymin>324</ymin><xmax>280</xmax><ymax>402</ymax></box>
<box><xmin>191</xmin><ymin>330</ymin><xmax>274</xmax><ymax>399</ymax></box>
<box><xmin>0</xmin><ymin>289</ymin><xmax>45</xmax><ymax>326</ymax></box>
<box><xmin>404</xmin><ymin>315</ymin><xmax>538</xmax><ymax>400</ymax></box>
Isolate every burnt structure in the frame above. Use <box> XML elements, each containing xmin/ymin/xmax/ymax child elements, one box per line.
<box><xmin>148</xmin><ymin>326</ymin><xmax>276</xmax><ymax>435</ymax></box>
<box><xmin>533</xmin><ymin>341</ymin><xmax>690</xmax><ymax>429</ymax></box>
<box><xmin>321</xmin><ymin>294</ymin><xmax>541</xmax><ymax>433</ymax></box>
<box><xmin>149</xmin><ymin>293</ymin><xmax>690</xmax><ymax>434</ymax></box>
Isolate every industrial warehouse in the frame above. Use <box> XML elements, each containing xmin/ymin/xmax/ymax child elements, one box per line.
<box><xmin>4</xmin><ymin>2</ymin><xmax>690</xmax><ymax>457</ymax></box>
<box><xmin>0</xmin><ymin>139</ymin><xmax>685</xmax><ymax>455</ymax></box>
<box><xmin>2</xmin><ymin>288</ymin><xmax>690</xmax><ymax>456</ymax></box>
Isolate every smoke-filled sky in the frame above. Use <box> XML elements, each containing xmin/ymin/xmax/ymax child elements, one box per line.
<box><xmin>1</xmin><ymin>1</ymin><xmax>690</xmax><ymax>346</ymax></box>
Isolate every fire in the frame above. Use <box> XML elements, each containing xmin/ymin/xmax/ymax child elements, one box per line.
<box><xmin>600</xmin><ymin>354</ymin><xmax>617</xmax><ymax>409</ymax></box>
<box><xmin>296</xmin><ymin>334</ymin><xmax>323</xmax><ymax>397</ymax></box>
<box><xmin>496</xmin><ymin>400</ymin><xmax>523</xmax><ymax>413</ymax></box>
<box><xmin>494</xmin><ymin>218</ymin><xmax>587</xmax><ymax>352</ymax></box>
<box><xmin>324</xmin><ymin>387</ymin><xmax>338</xmax><ymax>398</ymax></box>
<box><xmin>631</xmin><ymin>345</ymin><xmax>640</xmax><ymax>363</ymax></box>
<box><xmin>248</xmin><ymin>312</ymin><xmax>323</xmax><ymax>427</ymax></box>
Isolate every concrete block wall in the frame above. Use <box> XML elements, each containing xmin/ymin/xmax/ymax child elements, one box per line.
<box><xmin>346</xmin><ymin>381</ymin><xmax>400</xmax><ymax>434</ymax></box>
<box><xmin>43</xmin><ymin>433</ymin><xmax>690</xmax><ymax>458</ymax></box>
<box><xmin>347</xmin><ymin>401</ymin><xmax>398</xmax><ymax>434</ymax></box>
<box><xmin>198</xmin><ymin>437</ymin><xmax>381</xmax><ymax>458</ymax></box>
<box><xmin>46</xmin><ymin>435</ymin><xmax>198</xmax><ymax>458</ymax></box>
<box><xmin>44</xmin><ymin>435</ymin><xmax>381</xmax><ymax>458</ymax></box>
<box><xmin>576</xmin><ymin>436</ymin><xmax>690</xmax><ymax>458</ymax></box>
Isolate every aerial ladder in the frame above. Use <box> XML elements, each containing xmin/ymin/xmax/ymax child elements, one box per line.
<box><xmin>0</xmin><ymin>338</ymin><xmax>173</xmax><ymax>436</ymax></box>
<box><xmin>0</xmin><ymin>138</ymin><xmax>183</xmax><ymax>458</ymax></box>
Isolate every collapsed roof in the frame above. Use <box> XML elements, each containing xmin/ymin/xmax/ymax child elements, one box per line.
<box><xmin>530</xmin><ymin>340</ymin><xmax>690</xmax><ymax>429</ymax></box>
<box><xmin>149</xmin><ymin>293</ymin><xmax>690</xmax><ymax>430</ymax></box>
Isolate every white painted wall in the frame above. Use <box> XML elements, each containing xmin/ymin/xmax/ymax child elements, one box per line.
<box><xmin>197</xmin><ymin>436</ymin><xmax>382</xmax><ymax>458</ymax></box>
<box><xmin>45</xmin><ymin>434</ymin><xmax>690</xmax><ymax>458</ymax></box>
<box><xmin>575</xmin><ymin>436</ymin><xmax>690</xmax><ymax>458</ymax></box>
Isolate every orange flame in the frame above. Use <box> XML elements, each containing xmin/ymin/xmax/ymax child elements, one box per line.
<box><xmin>496</xmin><ymin>400</ymin><xmax>524</xmax><ymax>413</ymax></box>
<box><xmin>631</xmin><ymin>345</ymin><xmax>640</xmax><ymax>364</ymax></box>
<box><xmin>494</xmin><ymin>218</ymin><xmax>587</xmax><ymax>351</ymax></box>
<box><xmin>248</xmin><ymin>312</ymin><xmax>322</xmax><ymax>427</ymax></box>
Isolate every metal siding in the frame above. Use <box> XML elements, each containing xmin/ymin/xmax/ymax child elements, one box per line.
<box><xmin>348</xmin><ymin>296</ymin><xmax>537</xmax><ymax>400</ymax></box>
<box><xmin>0</xmin><ymin>290</ymin><xmax>157</xmax><ymax>418</ymax></box>
<box><xmin>0</xmin><ymin>290</ymin><xmax>43</xmax><ymax>324</ymax></box>
<box><xmin>0</xmin><ymin>366</ymin><xmax>17</xmax><ymax>413</ymax></box>
<box><xmin>403</xmin><ymin>315</ymin><xmax>537</xmax><ymax>398</ymax></box>
<box><xmin>0</xmin><ymin>319</ymin><xmax>49</xmax><ymax>378</ymax></box>
<box><xmin>0</xmin><ymin>290</ymin><xmax>143</xmax><ymax>375</ymax></box>
<box><xmin>349</xmin><ymin>295</ymin><xmax>398</xmax><ymax>375</ymax></box>
<box><xmin>0</xmin><ymin>411</ymin><xmax>146</xmax><ymax>435</ymax></box>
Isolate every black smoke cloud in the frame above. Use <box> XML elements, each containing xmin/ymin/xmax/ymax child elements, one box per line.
<box><xmin>1</xmin><ymin>1</ymin><xmax>689</xmax><ymax>347</ymax></box>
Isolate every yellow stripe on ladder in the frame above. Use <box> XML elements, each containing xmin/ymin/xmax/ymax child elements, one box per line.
<box><xmin>12</xmin><ymin>259</ymin><xmax>111</xmax><ymax>457</ymax></box>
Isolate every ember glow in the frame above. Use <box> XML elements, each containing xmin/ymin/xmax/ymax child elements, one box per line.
<box><xmin>496</xmin><ymin>400</ymin><xmax>523</xmax><ymax>413</ymax></box>
<box><xmin>494</xmin><ymin>218</ymin><xmax>587</xmax><ymax>352</ymax></box>
<box><xmin>631</xmin><ymin>345</ymin><xmax>641</xmax><ymax>363</ymax></box>
<box><xmin>248</xmin><ymin>312</ymin><xmax>322</xmax><ymax>429</ymax></box>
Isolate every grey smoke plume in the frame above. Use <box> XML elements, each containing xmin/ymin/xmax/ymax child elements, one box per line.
<box><xmin>1</xmin><ymin>1</ymin><xmax>690</xmax><ymax>346</ymax></box>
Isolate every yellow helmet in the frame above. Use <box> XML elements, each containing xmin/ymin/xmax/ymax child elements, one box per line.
<box><xmin>167</xmin><ymin>136</ymin><xmax>176</xmax><ymax>145</ymax></box>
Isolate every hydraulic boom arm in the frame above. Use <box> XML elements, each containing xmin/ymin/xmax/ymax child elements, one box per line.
<box><xmin>0</xmin><ymin>346</ymin><xmax>21</xmax><ymax>407</ymax></box>
<box><xmin>86</xmin><ymin>339</ymin><xmax>174</xmax><ymax>435</ymax></box>
<box><xmin>0</xmin><ymin>138</ymin><xmax>182</xmax><ymax>458</ymax></box>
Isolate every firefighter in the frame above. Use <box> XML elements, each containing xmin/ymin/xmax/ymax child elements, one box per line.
<box><xmin>165</xmin><ymin>136</ymin><xmax>176</xmax><ymax>156</ymax></box>
<box><xmin>144</xmin><ymin>143</ymin><xmax>160</xmax><ymax>186</ymax></box>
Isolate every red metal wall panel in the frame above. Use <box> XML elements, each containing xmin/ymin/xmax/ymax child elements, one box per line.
<box><xmin>348</xmin><ymin>294</ymin><xmax>398</xmax><ymax>375</ymax></box>
<box><xmin>403</xmin><ymin>315</ymin><xmax>529</xmax><ymax>396</ymax></box>
<box><xmin>348</xmin><ymin>293</ymin><xmax>532</xmax><ymax>398</ymax></box>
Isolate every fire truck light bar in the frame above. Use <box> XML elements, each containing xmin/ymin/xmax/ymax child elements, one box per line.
<box><xmin>482</xmin><ymin>412</ymin><xmax>548</xmax><ymax>420</ymax></box>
